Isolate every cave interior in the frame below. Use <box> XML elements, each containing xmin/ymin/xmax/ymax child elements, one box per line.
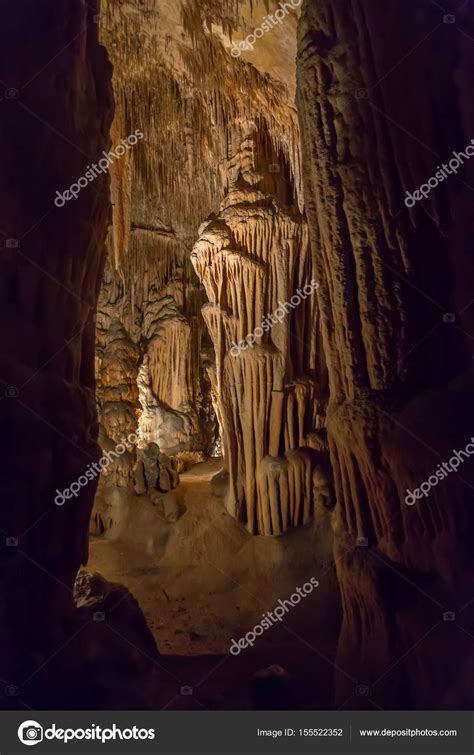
<box><xmin>1</xmin><ymin>0</ymin><xmax>474</xmax><ymax>712</ymax></box>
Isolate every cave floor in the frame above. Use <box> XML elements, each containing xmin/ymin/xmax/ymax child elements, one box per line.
<box><xmin>88</xmin><ymin>460</ymin><xmax>341</xmax><ymax>708</ymax></box>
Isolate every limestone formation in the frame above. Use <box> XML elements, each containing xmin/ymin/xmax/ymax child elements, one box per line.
<box><xmin>96</xmin><ymin>0</ymin><xmax>316</xmax><ymax>535</ymax></box>
<box><xmin>191</xmin><ymin>170</ymin><xmax>327</xmax><ymax>534</ymax></box>
<box><xmin>4</xmin><ymin>0</ymin><xmax>474</xmax><ymax>714</ymax></box>
<box><xmin>93</xmin><ymin>0</ymin><xmax>307</xmax><ymax>483</ymax></box>
<box><xmin>96</xmin><ymin>233</ymin><xmax>210</xmax><ymax>457</ymax></box>
<box><xmin>0</xmin><ymin>0</ymin><xmax>115</xmax><ymax>700</ymax></box>
<box><xmin>135</xmin><ymin>442</ymin><xmax>180</xmax><ymax>500</ymax></box>
<box><xmin>297</xmin><ymin>0</ymin><xmax>474</xmax><ymax>707</ymax></box>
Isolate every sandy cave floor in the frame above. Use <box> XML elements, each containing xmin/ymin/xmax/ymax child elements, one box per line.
<box><xmin>87</xmin><ymin>459</ymin><xmax>342</xmax><ymax>708</ymax></box>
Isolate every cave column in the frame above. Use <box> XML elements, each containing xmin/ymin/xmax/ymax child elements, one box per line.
<box><xmin>192</xmin><ymin>123</ymin><xmax>326</xmax><ymax>535</ymax></box>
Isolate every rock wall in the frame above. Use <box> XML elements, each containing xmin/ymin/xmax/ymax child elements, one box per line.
<box><xmin>0</xmin><ymin>0</ymin><xmax>113</xmax><ymax>698</ymax></box>
<box><xmin>297</xmin><ymin>0</ymin><xmax>474</xmax><ymax>707</ymax></box>
<box><xmin>0</xmin><ymin>0</ymin><xmax>161</xmax><ymax>709</ymax></box>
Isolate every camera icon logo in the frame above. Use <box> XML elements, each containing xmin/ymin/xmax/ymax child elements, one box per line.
<box><xmin>18</xmin><ymin>720</ymin><xmax>44</xmax><ymax>746</ymax></box>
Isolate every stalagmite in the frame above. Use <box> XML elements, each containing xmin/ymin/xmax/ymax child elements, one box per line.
<box><xmin>192</xmin><ymin>160</ymin><xmax>325</xmax><ymax>534</ymax></box>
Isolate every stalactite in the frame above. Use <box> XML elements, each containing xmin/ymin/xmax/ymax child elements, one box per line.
<box><xmin>96</xmin><ymin>222</ymin><xmax>209</xmax><ymax>455</ymax></box>
<box><xmin>100</xmin><ymin>0</ymin><xmax>303</xmax><ymax>237</ymax></box>
<box><xmin>96</xmin><ymin>1</ymin><xmax>304</xmax><ymax>478</ymax></box>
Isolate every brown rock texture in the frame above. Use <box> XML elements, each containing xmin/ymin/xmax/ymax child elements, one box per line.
<box><xmin>297</xmin><ymin>0</ymin><xmax>474</xmax><ymax>707</ymax></box>
<box><xmin>96</xmin><ymin>228</ymin><xmax>210</xmax><ymax>456</ymax></box>
<box><xmin>0</xmin><ymin>0</ymin><xmax>161</xmax><ymax>709</ymax></box>
<box><xmin>191</xmin><ymin>167</ymin><xmax>325</xmax><ymax>534</ymax></box>
<box><xmin>96</xmin><ymin>0</ymin><xmax>322</xmax><ymax>535</ymax></box>
<box><xmin>0</xmin><ymin>0</ymin><xmax>115</xmax><ymax>700</ymax></box>
<box><xmin>6</xmin><ymin>0</ymin><xmax>474</xmax><ymax>713</ymax></box>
